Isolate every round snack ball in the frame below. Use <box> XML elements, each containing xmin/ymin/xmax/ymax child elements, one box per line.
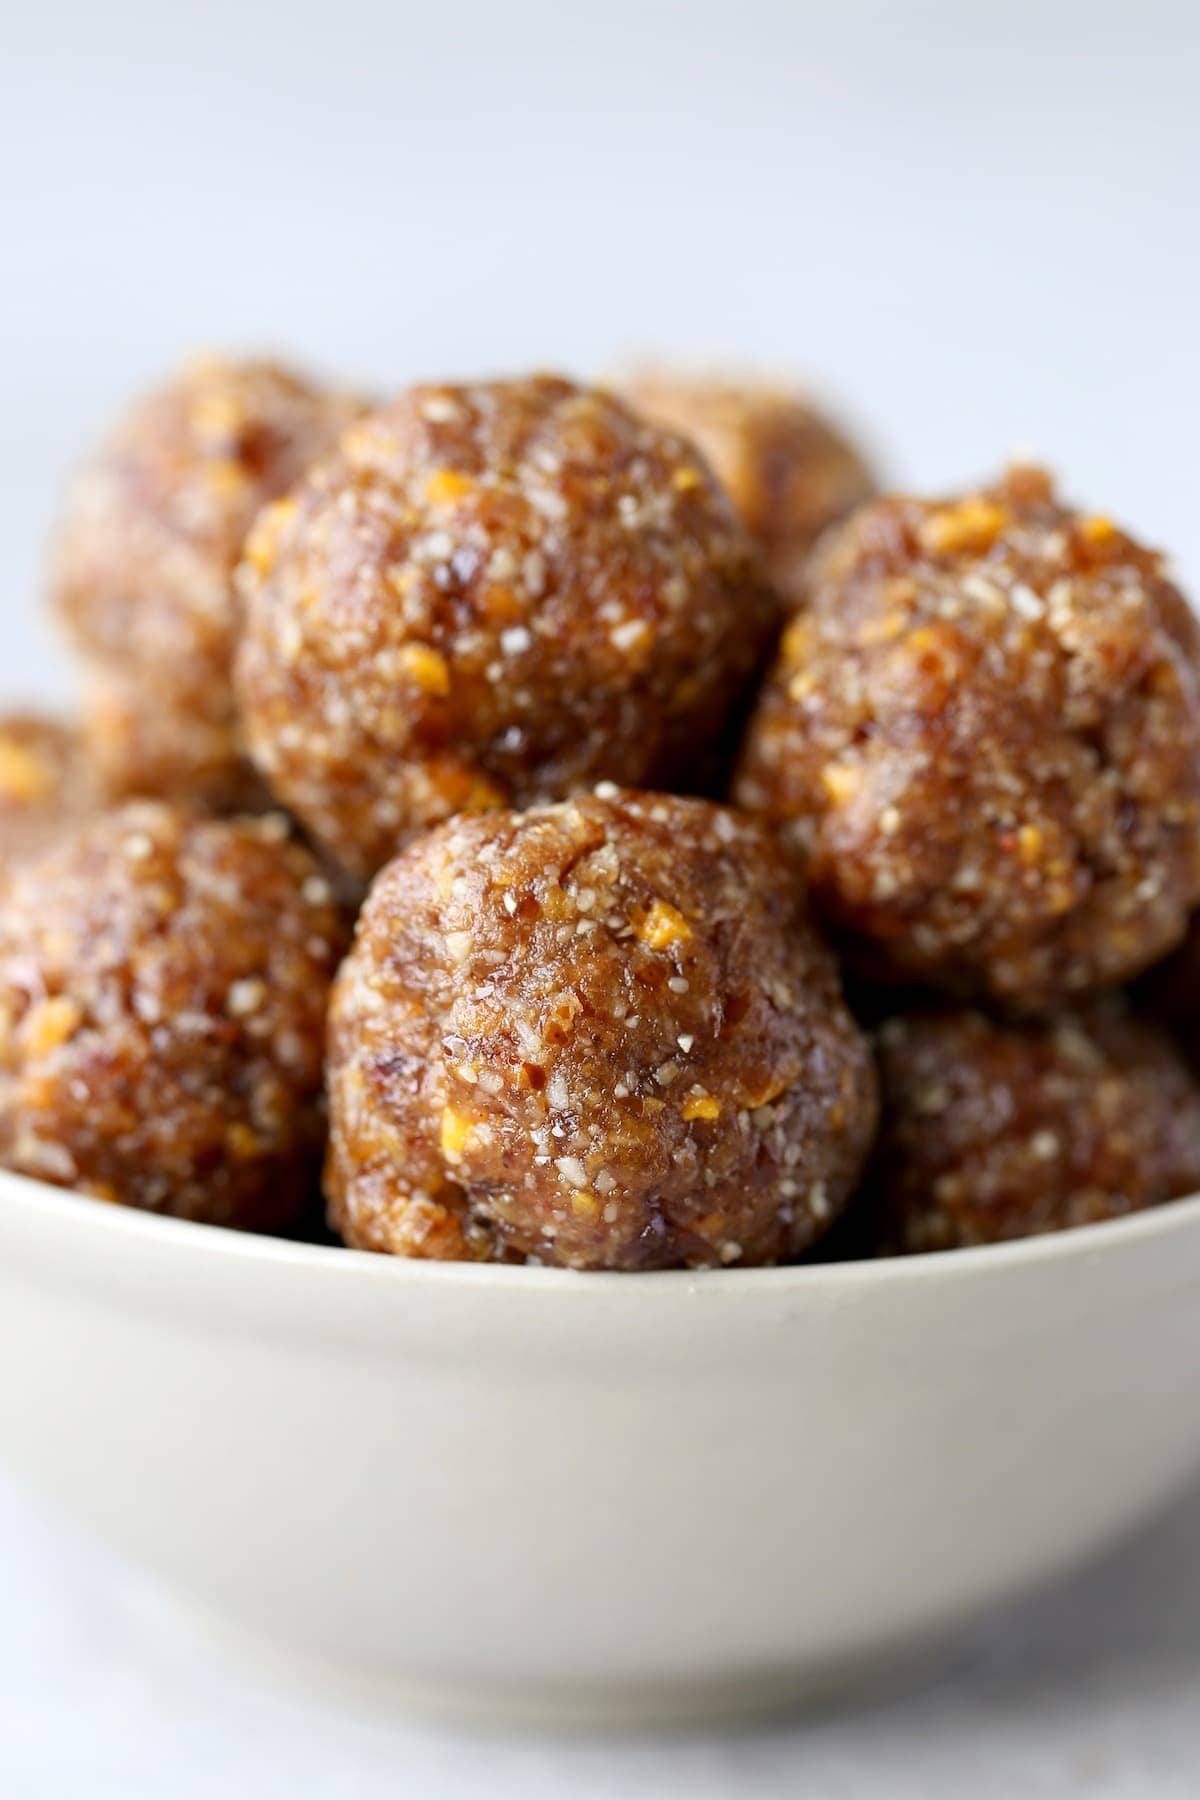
<box><xmin>736</xmin><ymin>465</ymin><xmax>1200</xmax><ymax>1010</ymax></box>
<box><xmin>80</xmin><ymin>663</ymin><xmax>273</xmax><ymax>816</ymax></box>
<box><xmin>0</xmin><ymin>802</ymin><xmax>348</xmax><ymax>1229</ymax></box>
<box><xmin>0</xmin><ymin>713</ymin><xmax>98</xmax><ymax>872</ymax></box>
<box><xmin>621</xmin><ymin>371</ymin><xmax>875</xmax><ymax>607</ymax></box>
<box><xmin>326</xmin><ymin>789</ymin><xmax>877</xmax><ymax>1270</ymax></box>
<box><xmin>872</xmin><ymin>1002</ymin><xmax>1200</xmax><ymax>1252</ymax></box>
<box><xmin>236</xmin><ymin>375</ymin><xmax>775</xmax><ymax>880</ymax></box>
<box><xmin>51</xmin><ymin>354</ymin><xmax>362</xmax><ymax>807</ymax></box>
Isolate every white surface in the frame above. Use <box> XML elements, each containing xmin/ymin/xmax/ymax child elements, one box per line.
<box><xmin>4</xmin><ymin>0</ymin><xmax>1200</xmax><ymax>1790</ymax></box>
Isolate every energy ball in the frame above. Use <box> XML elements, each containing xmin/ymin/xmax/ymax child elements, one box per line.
<box><xmin>0</xmin><ymin>803</ymin><xmax>347</xmax><ymax>1229</ymax></box>
<box><xmin>872</xmin><ymin>1002</ymin><xmax>1200</xmax><ymax>1252</ymax></box>
<box><xmin>236</xmin><ymin>375</ymin><xmax>775</xmax><ymax>880</ymax></box>
<box><xmin>736</xmin><ymin>466</ymin><xmax>1200</xmax><ymax>1010</ymax></box>
<box><xmin>622</xmin><ymin>371</ymin><xmax>875</xmax><ymax>607</ymax></box>
<box><xmin>326</xmin><ymin>789</ymin><xmax>877</xmax><ymax>1270</ymax></box>
<box><xmin>51</xmin><ymin>354</ymin><xmax>362</xmax><ymax>807</ymax></box>
<box><xmin>0</xmin><ymin>713</ymin><xmax>98</xmax><ymax>872</ymax></box>
<box><xmin>79</xmin><ymin>663</ymin><xmax>273</xmax><ymax>816</ymax></box>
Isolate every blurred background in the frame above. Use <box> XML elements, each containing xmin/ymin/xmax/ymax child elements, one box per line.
<box><xmin>4</xmin><ymin>0</ymin><xmax>1199</xmax><ymax>704</ymax></box>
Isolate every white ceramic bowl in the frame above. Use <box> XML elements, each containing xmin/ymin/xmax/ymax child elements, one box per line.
<box><xmin>2</xmin><ymin>1167</ymin><xmax>1200</xmax><ymax>1728</ymax></box>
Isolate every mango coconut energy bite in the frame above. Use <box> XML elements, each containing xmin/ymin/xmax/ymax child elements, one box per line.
<box><xmin>736</xmin><ymin>466</ymin><xmax>1200</xmax><ymax>1011</ymax></box>
<box><xmin>0</xmin><ymin>803</ymin><xmax>347</xmax><ymax>1229</ymax></box>
<box><xmin>621</xmin><ymin>370</ymin><xmax>875</xmax><ymax>609</ymax></box>
<box><xmin>870</xmin><ymin>1001</ymin><xmax>1200</xmax><ymax>1252</ymax></box>
<box><xmin>51</xmin><ymin>354</ymin><xmax>362</xmax><ymax>808</ymax></box>
<box><xmin>236</xmin><ymin>375</ymin><xmax>775</xmax><ymax>880</ymax></box>
<box><xmin>0</xmin><ymin>712</ymin><xmax>99</xmax><ymax>873</ymax></box>
<box><xmin>326</xmin><ymin>790</ymin><xmax>877</xmax><ymax>1270</ymax></box>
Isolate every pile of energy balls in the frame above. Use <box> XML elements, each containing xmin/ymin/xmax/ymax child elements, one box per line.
<box><xmin>4</xmin><ymin>354</ymin><xmax>1200</xmax><ymax>1269</ymax></box>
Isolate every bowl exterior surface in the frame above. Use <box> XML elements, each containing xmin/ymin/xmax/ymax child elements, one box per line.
<box><xmin>2</xmin><ymin>1173</ymin><xmax>1199</xmax><ymax>1724</ymax></box>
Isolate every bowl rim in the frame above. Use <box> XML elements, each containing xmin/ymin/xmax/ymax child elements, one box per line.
<box><xmin>4</xmin><ymin>1162</ymin><xmax>1200</xmax><ymax>1294</ymax></box>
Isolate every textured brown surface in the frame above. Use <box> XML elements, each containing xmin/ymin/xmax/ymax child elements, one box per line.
<box><xmin>236</xmin><ymin>375</ymin><xmax>775</xmax><ymax>879</ymax></box>
<box><xmin>622</xmin><ymin>371</ymin><xmax>875</xmax><ymax>607</ymax></box>
<box><xmin>0</xmin><ymin>803</ymin><xmax>347</xmax><ymax>1228</ymax></box>
<box><xmin>80</xmin><ymin>664</ymin><xmax>273</xmax><ymax>816</ymax></box>
<box><xmin>326</xmin><ymin>789</ymin><xmax>877</xmax><ymax>1269</ymax></box>
<box><xmin>0</xmin><ymin>712</ymin><xmax>99</xmax><ymax>872</ymax></box>
<box><xmin>51</xmin><ymin>354</ymin><xmax>361</xmax><ymax>807</ymax></box>
<box><xmin>871</xmin><ymin>1001</ymin><xmax>1200</xmax><ymax>1252</ymax></box>
<box><xmin>736</xmin><ymin>466</ymin><xmax>1200</xmax><ymax>1010</ymax></box>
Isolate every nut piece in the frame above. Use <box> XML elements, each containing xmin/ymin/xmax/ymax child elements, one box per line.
<box><xmin>871</xmin><ymin>1001</ymin><xmax>1200</xmax><ymax>1251</ymax></box>
<box><xmin>326</xmin><ymin>788</ymin><xmax>877</xmax><ymax>1270</ymax></box>
<box><xmin>50</xmin><ymin>354</ymin><xmax>363</xmax><ymax>807</ymax></box>
<box><xmin>236</xmin><ymin>375</ymin><xmax>775</xmax><ymax>879</ymax></box>
<box><xmin>0</xmin><ymin>802</ymin><xmax>348</xmax><ymax>1229</ymax></box>
<box><xmin>736</xmin><ymin>466</ymin><xmax>1200</xmax><ymax>1010</ymax></box>
<box><xmin>620</xmin><ymin>371</ymin><xmax>875</xmax><ymax>608</ymax></box>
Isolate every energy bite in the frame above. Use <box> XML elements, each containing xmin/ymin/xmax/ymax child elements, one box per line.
<box><xmin>736</xmin><ymin>466</ymin><xmax>1200</xmax><ymax>1010</ymax></box>
<box><xmin>622</xmin><ymin>371</ymin><xmax>875</xmax><ymax>607</ymax></box>
<box><xmin>0</xmin><ymin>712</ymin><xmax>98</xmax><ymax>872</ymax></box>
<box><xmin>326</xmin><ymin>789</ymin><xmax>877</xmax><ymax>1269</ymax></box>
<box><xmin>872</xmin><ymin>1003</ymin><xmax>1200</xmax><ymax>1252</ymax></box>
<box><xmin>236</xmin><ymin>375</ymin><xmax>775</xmax><ymax>880</ymax></box>
<box><xmin>51</xmin><ymin>354</ymin><xmax>361</xmax><ymax>807</ymax></box>
<box><xmin>79</xmin><ymin>664</ymin><xmax>273</xmax><ymax>817</ymax></box>
<box><xmin>0</xmin><ymin>803</ymin><xmax>347</xmax><ymax>1228</ymax></box>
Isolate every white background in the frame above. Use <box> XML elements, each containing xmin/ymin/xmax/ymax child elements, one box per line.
<box><xmin>3</xmin><ymin>0</ymin><xmax>1200</xmax><ymax>1792</ymax></box>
